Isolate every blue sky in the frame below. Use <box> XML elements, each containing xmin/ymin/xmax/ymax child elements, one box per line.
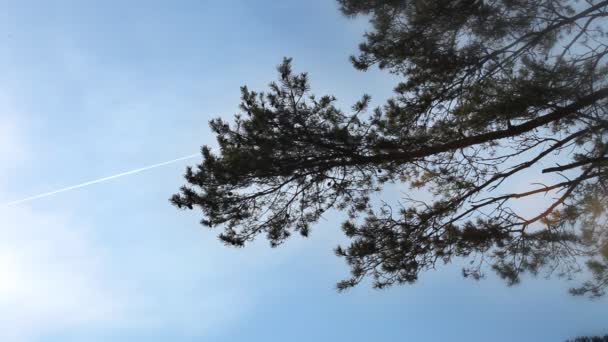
<box><xmin>0</xmin><ymin>1</ymin><xmax>605</xmax><ymax>341</ymax></box>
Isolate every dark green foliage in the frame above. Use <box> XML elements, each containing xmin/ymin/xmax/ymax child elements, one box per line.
<box><xmin>566</xmin><ymin>336</ymin><xmax>608</xmax><ymax>342</ymax></box>
<box><xmin>173</xmin><ymin>0</ymin><xmax>608</xmax><ymax>296</ymax></box>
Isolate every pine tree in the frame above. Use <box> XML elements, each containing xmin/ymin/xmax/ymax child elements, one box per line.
<box><xmin>172</xmin><ymin>0</ymin><xmax>608</xmax><ymax>296</ymax></box>
<box><xmin>566</xmin><ymin>336</ymin><xmax>608</xmax><ymax>342</ymax></box>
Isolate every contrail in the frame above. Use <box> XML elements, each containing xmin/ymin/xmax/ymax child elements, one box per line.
<box><xmin>5</xmin><ymin>153</ymin><xmax>199</xmax><ymax>207</ymax></box>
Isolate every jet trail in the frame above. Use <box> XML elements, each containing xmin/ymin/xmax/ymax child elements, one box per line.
<box><xmin>5</xmin><ymin>153</ymin><xmax>199</xmax><ymax>206</ymax></box>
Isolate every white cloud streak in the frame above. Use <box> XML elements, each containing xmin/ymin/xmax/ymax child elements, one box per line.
<box><xmin>5</xmin><ymin>153</ymin><xmax>198</xmax><ymax>206</ymax></box>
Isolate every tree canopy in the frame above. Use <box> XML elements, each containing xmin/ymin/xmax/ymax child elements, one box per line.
<box><xmin>172</xmin><ymin>0</ymin><xmax>608</xmax><ymax>297</ymax></box>
<box><xmin>566</xmin><ymin>336</ymin><xmax>608</xmax><ymax>342</ymax></box>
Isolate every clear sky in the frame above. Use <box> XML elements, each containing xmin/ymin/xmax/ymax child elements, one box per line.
<box><xmin>0</xmin><ymin>1</ymin><xmax>605</xmax><ymax>341</ymax></box>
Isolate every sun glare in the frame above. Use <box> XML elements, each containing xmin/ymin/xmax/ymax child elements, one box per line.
<box><xmin>0</xmin><ymin>251</ymin><xmax>23</xmax><ymax>296</ymax></box>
